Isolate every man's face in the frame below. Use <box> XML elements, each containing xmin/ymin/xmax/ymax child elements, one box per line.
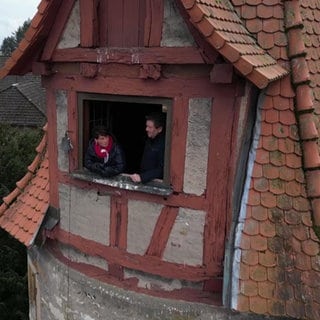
<box><xmin>146</xmin><ymin>120</ymin><xmax>162</xmax><ymax>139</ymax></box>
<box><xmin>95</xmin><ymin>135</ymin><xmax>109</xmax><ymax>148</ymax></box>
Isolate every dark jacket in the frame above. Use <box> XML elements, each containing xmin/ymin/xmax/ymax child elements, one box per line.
<box><xmin>84</xmin><ymin>137</ymin><xmax>126</xmax><ymax>178</ymax></box>
<box><xmin>140</xmin><ymin>133</ymin><xmax>165</xmax><ymax>183</ymax></box>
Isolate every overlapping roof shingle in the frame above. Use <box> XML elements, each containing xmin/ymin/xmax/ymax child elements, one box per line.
<box><xmin>180</xmin><ymin>0</ymin><xmax>288</xmax><ymax>88</ymax></box>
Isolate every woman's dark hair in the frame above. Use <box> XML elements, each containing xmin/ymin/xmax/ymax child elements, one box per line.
<box><xmin>92</xmin><ymin>125</ymin><xmax>110</xmax><ymax>139</ymax></box>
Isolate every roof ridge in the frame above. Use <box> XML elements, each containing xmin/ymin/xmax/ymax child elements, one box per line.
<box><xmin>284</xmin><ymin>0</ymin><xmax>320</xmax><ymax>226</ymax></box>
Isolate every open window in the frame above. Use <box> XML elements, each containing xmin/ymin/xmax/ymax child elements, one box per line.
<box><xmin>74</xmin><ymin>93</ymin><xmax>172</xmax><ymax>195</ymax></box>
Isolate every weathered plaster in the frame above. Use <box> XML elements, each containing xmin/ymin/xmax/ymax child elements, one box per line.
<box><xmin>127</xmin><ymin>200</ymin><xmax>163</xmax><ymax>255</ymax></box>
<box><xmin>56</xmin><ymin>90</ymin><xmax>69</xmax><ymax>172</ymax></box>
<box><xmin>59</xmin><ymin>184</ymin><xmax>111</xmax><ymax>245</ymax></box>
<box><xmin>28</xmin><ymin>247</ymin><xmax>283</xmax><ymax>320</ymax></box>
<box><xmin>184</xmin><ymin>98</ymin><xmax>211</xmax><ymax>195</ymax></box>
<box><xmin>163</xmin><ymin>208</ymin><xmax>206</xmax><ymax>266</ymax></box>
<box><xmin>59</xmin><ymin>243</ymin><xmax>108</xmax><ymax>271</ymax></box>
<box><xmin>124</xmin><ymin>269</ymin><xmax>202</xmax><ymax>292</ymax></box>
<box><xmin>58</xmin><ymin>0</ymin><xmax>80</xmax><ymax>49</ymax></box>
<box><xmin>161</xmin><ymin>0</ymin><xmax>195</xmax><ymax>47</ymax></box>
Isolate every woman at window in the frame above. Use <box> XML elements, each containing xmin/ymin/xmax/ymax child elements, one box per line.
<box><xmin>85</xmin><ymin>125</ymin><xmax>126</xmax><ymax>178</ymax></box>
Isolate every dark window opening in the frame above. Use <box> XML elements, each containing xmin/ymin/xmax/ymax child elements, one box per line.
<box><xmin>77</xmin><ymin>94</ymin><xmax>172</xmax><ymax>191</ymax></box>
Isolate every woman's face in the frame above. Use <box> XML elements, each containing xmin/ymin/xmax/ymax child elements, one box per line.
<box><xmin>95</xmin><ymin>134</ymin><xmax>109</xmax><ymax>147</ymax></box>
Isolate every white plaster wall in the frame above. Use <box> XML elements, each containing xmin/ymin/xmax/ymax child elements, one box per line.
<box><xmin>183</xmin><ymin>98</ymin><xmax>212</xmax><ymax>195</ymax></box>
<box><xmin>56</xmin><ymin>90</ymin><xmax>69</xmax><ymax>172</ymax></box>
<box><xmin>161</xmin><ymin>0</ymin><xmax>195</xmax><ymax>47</ymax></box>
<box><xmin>162</xmin><ymin>208</ymin><xmax>206</xmax><ymax>266</ymax></box>
<box><xmin>124</xmin><ymin>269</ymin><xmax>202</xmax><ymax>292</ymax></box>
<box><xmin>59</xmin><ymin>243</ymin><xmax>108</xmax><ymax>271</ymax></box>
<box><xmin>58</xmin><ymin>0</ymin><xmax>80</xmax><ymax>49</ymax></box>
<box><xmin>127</xmin><ymin>200</ymin><xmax>163</xmax><ymax>255</ymax></box>
<box><xmin>59</xmin><ymin>184</ymin><xmax>110</xmax><ymax>245</ymax></box>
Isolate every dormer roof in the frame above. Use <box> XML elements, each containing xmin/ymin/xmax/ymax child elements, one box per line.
<box><xmin>0</xmin><ymin>0</ymin><xmax>288</xmax><ymax>89</ymax></box>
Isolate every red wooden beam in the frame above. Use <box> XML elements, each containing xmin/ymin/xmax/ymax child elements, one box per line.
<box><xmin>58</xmin><ymin>172</ymin><xmax>208</xmax><ymax>211</ymax></box>
<box><xmin>50</xmin><ymin>47</ymin><xmax>205</xmax><ymax>64</ymax></box>
<box><xmin>146</xmin><ymin>206</ymin><xmax>179</xmax><ymax>257</ymax></box>
<box><xmin>47</xmin><ymin>227</ymin><xmax>221</xmax><ymax>281</ymax></box>
<box><xmin>42</xmin><ymin>73</ymin><xmax>225</xmax><ymax>98</ymax></box>
<box><xmin>80</xmin><ymin>0</ymin><xmax>99</xmax><ymax>47</ymax></box>
<box><xmin>41</xmin><ymin>0</ymin><xmax>76</xmax><ymax>61</ymax></box>
<box><xmin>144</xmin><ymin>0</ymin><xmax>164</xmax><ymax>46</ymax></box>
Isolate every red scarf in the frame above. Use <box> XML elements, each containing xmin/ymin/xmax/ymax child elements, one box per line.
<box><xmin>94</xmin><ymin>136</ymin><xmax>113</xmax><ymax>161</ymax></box>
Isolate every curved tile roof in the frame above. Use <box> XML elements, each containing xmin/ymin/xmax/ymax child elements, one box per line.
<box><xmin>0</xmin><ymin>125</ymin><xmax>49</xmax><ymax>247</ymax></box>
<box><xmin>180</xmin><ymin>0</ymin><xmax>288</xmax><ymax>88</ymax></box>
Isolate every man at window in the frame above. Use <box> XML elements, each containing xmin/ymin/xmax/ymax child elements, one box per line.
<box><xmin>85</xmin><ymin>126</ymin><xmax>126</xmax><ymax>177</ymax></box>
<box><xmin>129</xmin><ymin>112</ymin><xmax>165</xmax><ymax>183</ymax></box>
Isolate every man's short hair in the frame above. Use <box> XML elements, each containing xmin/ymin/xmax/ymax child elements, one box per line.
<box><xmin>146</xmin><ymin>112</ymin><xmax>165</xmax><ymax>129</ymax></box>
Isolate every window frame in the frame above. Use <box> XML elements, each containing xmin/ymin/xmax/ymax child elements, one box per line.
<box><xmin>73</xmin><ymin>93</ymin><xmax>173</xmax><ymax>195</ymax></box>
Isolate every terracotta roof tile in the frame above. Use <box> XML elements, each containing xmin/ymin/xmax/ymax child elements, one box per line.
<box><xmin>269</xmin><ymin>179</ymin><xmax>285</xmax><ymax>195</ymax></box>
<box><xmin>270</xmin><ymin>150</ymin><xmax>285</xmax><ymax>166</ymax></box>
<box><xmin>0</xmin><ymin>126</ymin><xmax>49</xmax><ymax>247</ymax></box>
<box><xmin>260</xmin><ymin>122</ymin><xmax>273</xmax><ymax>136</ymax></box>
<box><xmin>250</xmin><ymin>264</ymin><xmax>267</xmax><ymax>282</ymax></box>
<box><xmin>302</xmin><ymin>239</ymin><xmax>320</xmax><ymax>256</ymax></box>
<box><xmin>257</xmin><ymin>4</ymin><xmax>274</xmax><ymax>19</ymax></box>
<box><xmin>302</xmin><ymin>141</ymin><xmax>320</xmax><ymax>169</ymax></box>
<box><xmin>246</xmin><ymin>19</ymin><xmax>262</xmax><ymax>33</ymax></box>
<box><xmin>255</xmin><ymin>149</ymin><xmax>270</xmax><ymax>164</ymax></box>
<box><xmin>265</xmin><ymin>109</ymin><xmax>279</xmax><ymax>123</ymax></box>
<box><xmin>272</xmin><ymin>123</ymin><xmax>289</xmax><ymax>138</ymax></box>
<box><xmin>252</xmin><ymin>163</ymin><xmax>263</xmax><ymax>177</ymax></box>
<box><xmin>262</xmin><ymin>19</ymin><xmax>281</xmax><ymax>34</ymax></box>
<box><xmin>278</xmin><ymin>139</ymin><xmax>294</xmax><ymax>154</ymax></box>
<box><xmin>181</xmin><ymin>0</ymin><xmax>288</xmax><ymax>88</ymax></box>
<box><xmin>263</xmin><ymin>164</ymin><xmax>279</xmax><ymax>179</ymax></box>
<box><xmin>242</xmin><ymin>250</ymin><xmax>259</xmax><ymax>266</ymax></box>
<box><xmin>262</xmin><ymin>136</ymin><xmax>278</xmax><ymax>152</ymax></box>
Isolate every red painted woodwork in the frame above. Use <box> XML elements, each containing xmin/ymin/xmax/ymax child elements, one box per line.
<box><xmin>51</xmin><ymin>47</ymin><xmax>205</xmax><ymax>64</ymax></box>
<box><xmin>42</xmin><ymin>74</ymin><xmax>226</xmax><ymax>98</ymax></box>
<box><xmin>144</xmin><ymin>0</ymin><xmax>164</xmax><ymax>46</ymax></box>
<box><xmin>110</xmin><ymin>196</ymin><xmax>128</xmax><ymax>250</ymax></box>
<box><xmin>204</xmin><ymin>86</ymin><xmax>237</xmax><ymax>270</ymax></box>
<box><xmin>80</xmin><ymin>63</ymin><xmax>98</xmax><ymax>78</ymax></box>
<box><xmin>100</xmin><ymin>0</ymin><xmax>146</xmax><ymax>47</ymax></box>
<box><xmin>48</xmin><ymin>240</ymin><xmax>222</xmax><ymax>305</ymax></box>
<box><xmin>146</xmin><ymin>206</ymin><xmax>179</xmax><ymax>257</ymax></box>
<box><xmin>170</xmin><ymin>96</ymin><xmax>189</xmax><ymax>191</ymax></box>
<box><xmin>58</xmin><ymin>172</ymin><xmax>208</xmax><ymax>211</ymax></box>
<box><xmin>80</xmin><ymin>0</ymin><xmax>99</xmax><ymax>47</ymax></box>
<box><xmin>47</xmin><ymin>227</ymin><xmax>221</xmax><ymax>280</ymax></box>
<box><xmin>41</xmin><ymin>0</ymin><xmax>76</xmax><ymax>61</ymax></box>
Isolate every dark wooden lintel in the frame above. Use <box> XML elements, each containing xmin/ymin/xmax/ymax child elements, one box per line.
<box><xmin>32</xmin><ymin>62</ymin><xmax>53</xmax><ymax>76</ymax></box>
<box><xmin>210</xmin><ymin>63</ymin><xmax>233</xmax><ymax>84</ymax></box>
<box><xmin>50</xmin><ymin>47</ymin><xmax>206</xmax><ymax>64</ymax></box>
